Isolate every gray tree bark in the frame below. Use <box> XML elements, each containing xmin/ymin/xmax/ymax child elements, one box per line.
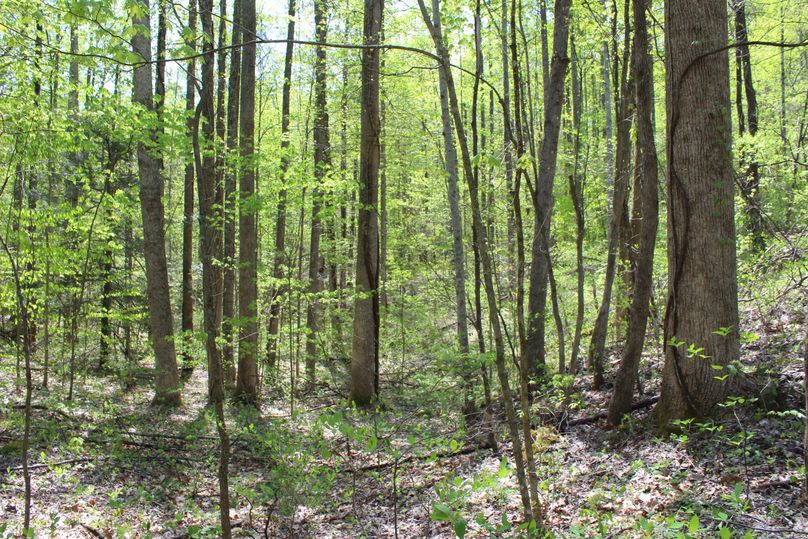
<box><xmin>235</xmin><ymin>0</ymin><xmax>259</xmax><ymax>402</ymax></box>
<box><xmin>266</xmin><ymin>0</ymin><xmax>296</xmax><ymax>374</ymax></box>
<box><xmin>181</xmin><ymin>0</ymin><xmax>197</xmax><ymax>369</ymax></box>
<box><xmin>350</xmin><ymin>0</ymin><xmax>383</xmax><ymax>406</ymax></box>
<box><xmin>132</xmin><ymin>0</ymin><xmax>181</xmax><ymax>406</ymax></box>
<box><xmin>524</xmin><ymin>0</ymin><xmax>573</xmax><ymax>382</ymax></box>
<box><xmin>607</xmin><ymin>0</ymin><xmax>659</xmax><ymax>426</ymax></box>
<box><xmin>655</xmin><ymin>0</ymin><xmax>740</xmax><ymax>424</ymax></box>
<box><xmin>435</xmin><ymin>0</ymin><xmax>471</xmax><ymax>413</ymax></box>
<box><xmin>306</xmin><ymin>0</ymin><xmax>331</xmax><ymax>386</ymax></box>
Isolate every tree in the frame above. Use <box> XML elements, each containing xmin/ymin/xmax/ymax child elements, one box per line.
<box><xmin>236</xmin><ymin>0</ymin><xmax>259</xmax><ymax>402</ymax></box>
<box><xmin>181</xmin><ymin>0</ymin><xmax>197</xmax><ymax>368</ymax></box>
<box><xmin>350</xmin><ymin>0</ymin><xmax>383</xmax><ymax>406</ymax></box>
<box><xmin>607</xmin><ymin>0</ymin><xmax>659</xmax><ymax>426</ymax></box>
<box><xmin>523</xmin><ymin>0</ymin><xmax>573</xmax><ymax>381</ymax></box>
<box><xmin>131</xmin><ymin>0</ymin><xmax>181</xmax><ymax>406</ymax></box>
<box><xmin>589</xmin><ymin>0</ymin><xmax>632</xmax><ymax>389</ymax></box>
<box><xmin>305</xmin><ymin>0</ymin><xmax>332</xmax><ymax>387</ymax></box>
<box><xmin>222</xmin><ymin>0</ymin><xmax>241</xmax><ymax>385</ymax></box>
<box><xmin>435</xmin><ymin>0</ymin><xmax>471</xmax><ymax>413</ymax></box>
<box><xmin>732</xmin><ymin>0</ymin><xmax>764</xmax><ymax>252</ymax></box>
<box><xmin>266</xmin><ymin>0</ymin><xmax>297</xmax><ymax>373</ymax></box>
<box><xmin>655</xmin><ymin>0</ymin><xmax>741</xmax><ymax>424</ymax></box>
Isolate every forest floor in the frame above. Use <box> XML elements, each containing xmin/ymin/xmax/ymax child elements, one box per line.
<box><xmin>1</xmin><ymin>302</ymin><xmax>806</xmax><ymax>538</ymax></box>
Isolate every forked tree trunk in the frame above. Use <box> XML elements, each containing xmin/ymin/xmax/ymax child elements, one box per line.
<box><xmin>132</xmin><ymin>0</ymin><xmax>181</xmax><ymax>406</ymax></box>
<box><xmin>589</xmin><ymin>0</ymin><xmax>632</xmax><ymax>389</ymax></box>
<box><xmin>607</xmin><ymin>0</ymin><xmax>659</xmax><ymax>426</ymax></box>
<box><xmin>655</xmin><ymin>0</ymin><xmax>740</xmax><ymax>425</ymax></box>
<box><xmin>732</xmin><ymin>0</ymin><xmax>764</xmax><ymax>252</ymax></box>
<box><xmin>568</xmin><ymin>37</ymin><xmax>585</xmax><ymax>375</ymax></box>
<box><xmin>350</xmin><ymin>0</ymin><xmax>383</xmax><ymax>406</ymax></box>
<box><xmin>524</xmin><ymin>0</ymin><xmax>573</xmax><ymax>382</ymax></box>
<box><xmin>197</xmin><ymin>0</ymin><xmax>232</xmax><ymax>534</ymax></box>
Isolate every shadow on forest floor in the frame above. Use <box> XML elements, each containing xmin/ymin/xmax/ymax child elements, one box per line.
<box><xmin>1</xmin><ymin>300</ymin><xmax>806</xmax><ymax>538</ymax></box>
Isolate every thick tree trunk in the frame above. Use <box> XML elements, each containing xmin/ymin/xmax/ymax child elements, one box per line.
<box><xmin>607</xmin><ymin>0</ymin><xmax>659</xmax><ymax>426</ymax></box>
<box><xmin>655</xmin><ymin>0</ymin><xmax>740</xmax><ymax>425</ymax></box>
<box><xmin>350</xmin><ymin>0</ymin><xmax>383</xmax><ymax>406</ymax></box>
<box><xmin>235</xmin><ymin>0</ymin><xmax>259</xmax><ymax>402</ymax></box>
<box><xmin>524</xmin><ymin>0</ymin><xmax>573</xmax><ymax>382</ymax></box>
<box><xmin>266</xmin><ymin>0</ymin><xmax>296</xmax><ymax>373</ymax></box>
<box><xmin>306</xmin><ymin>0</ymin><xmax>331</xmax><ymax>386</ymax></box>
<box><xmin>132</xmin><ymin>0</ymin><xmax>181</xmax><ymax>406</ymax></box>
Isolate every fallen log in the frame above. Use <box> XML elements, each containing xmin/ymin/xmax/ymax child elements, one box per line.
<box><xmin>560</xmin><ymin>396</ymin><xmax>659</xmax><ymax>430</ymax></box>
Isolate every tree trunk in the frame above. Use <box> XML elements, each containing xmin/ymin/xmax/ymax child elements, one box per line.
<box><xmin>197</xmin><ymin>0</ymin><xmax>232</xmax><ymax>533</ymax></box>
<box><xmin>132</xmin><ymin>0</ymin><xmax>181</xmax><ymax>407</ymax></box>
<box><xmin>235</xmin><ymin>0</ymin><xmax>259</xmax><ymax>402</ymax></box>
<box><xmin>350</xmin><ymin>0</ymin><xmax>383</xmax><ymax>406</ymax></box>
<box><xmin>655</xmin><ymin>0</ymin><xmax>740</xmax><ymax>425</ymax></box>
<box><xmin>418</xmin><ymin>0</ymin><xmax>540</xmax><ymax>525</ymax></box>
<box><xmin>524</xmin><ymin>0</ymin><xmax>573</xmax><ymax>382</ymax></box>
<box><xmin>306</xmin><ymin>0</ymin><xmax>331</xmax><ymax>387</ymax></box>
<box><xmin>568</xmin><ymin>37</ymin><xmax>585</xmax><ymax>375</ymax></box>
<box><xmin>607</xmin><ymin>0</ymin><xmax>659</xmax><ymax>426</ymax></box>
<box><xmin>732</xmin><ymin>0</ymin><xmax>764</xmax><ymax>252</ymax></box>
<box><xmin>436</xmin><ymin>0</ymin><xmax>471</xmax><ymax>413</ymax></box>
<box><xmin>182</xmin><ymin>0</ymin><xmax>197</xmax><ymax>369</ymax></box>
<box><xmin>222</xmin><ymin>0</ymin><xmax>241</xmax><ymax>387</ymax></box>
<box><xmin>589</xmin><ymin>0</ymin><xmax>632</xmax><ymax>389</ymax></box>
<box><xmin>197</xmin><ymin>0</ymin><xmax>225</xmax><ymax>405</ymax></box>
<box><xmin>266</xmin><ymin>0</ymin><xmax>296</xmax><ymax>373</ymax></box>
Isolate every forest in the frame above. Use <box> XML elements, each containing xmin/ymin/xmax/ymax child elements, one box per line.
<box><xmin>0</xmin><ymin>0</ymin><xmax>807</xmax><ymax>536</ymax></box>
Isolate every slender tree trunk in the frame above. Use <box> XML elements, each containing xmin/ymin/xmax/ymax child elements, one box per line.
<box><xmin>524</xmin><ymin>0</ymin><xmax>573</xmax><ymax>382</ymax></box>
<box><xmin>607</xmin><ymin>0</ymin><xmax>659</xmax><ymax>426</ymax></box>
<box><xmin>132</xmin><ymin>0</ymin><xmax>181</xmax><ymax>406</ymax></box>
<box><xmin>501</xmin><ymin>0</ymin><xmax>515</xmax><ymax>268</ymax></box>
<box><xmin>182</xmin><ymin>0</ymin><xmax>197</xmax><ymax>368</ymax></box>
<box><xmin>539</xmin><ymin>0</ymin><xmax>550</xmax><ymax>97</ymax></box>
<box><xmin>266</xmin><ymin>0</ymin><xmax>296</xmax><ymax>372</ymax></box>
<box><xmin>568</xmin><ymin>37</ymin><xmax>585</xmax><ymax>375</ymax></box>
<box><xmin>350</xmin><ymin>0</ymin><xmax>383</xmax><ymax>406</ymax></box>
<box><xmin>235</xmin><ymin>0</ymin><xmax>259</xmax><ymax>402</ymax></box>
<box><xmin>0</xmin><ymin>236</ymin><xmax>33</xmax><ymax>534</ymax></box>
<box><xmin>589</xmin><ymin>0</ymin><xmax>632</xmax><ymax>389</ymax></box>
<box><xmin>655</xmin><ymin>0</ymin><xmax>740</xmax><ymax>424</ymax></box>
<box><xmin>222</xmin><ymin>0</ymin><xmax>241</xmax><ymax>386</ymax></box>
<box><xmin>733</xmin><ymin>0</ymin><xmax>764</xmax><ymax>252</ymax></box>
<box><xmin>437</xmin><ymin>0</ymin><xmax>472</xmax><ymax>414</ymax></box>
<box><xmin>419</xmin><ymin>0</ymin><xmax>541</xmax><ymax>525</ymax></box>
<box><xmin>306</xmin><ymin>0</ymin><xmax>331</xmax><ymax>387</ymax></box>
<box><xmin>197</xmin><ymin>0</ymin><xmax>232</xmax><ymax>534</ymax></box>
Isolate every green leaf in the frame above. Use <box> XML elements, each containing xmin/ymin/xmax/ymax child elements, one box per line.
<box><xmin>453</xmin><ymin>519</ymin><xmax>466</xmax><ymax>538</ymax></box>
<box><xmin>687</xmin><ymin>514</ymin><xmax>700</xmax><ymax>534</ymax></box>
